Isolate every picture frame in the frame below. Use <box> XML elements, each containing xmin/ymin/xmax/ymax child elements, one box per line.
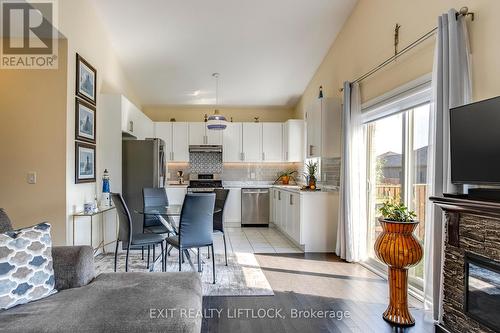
<box><xmin>76</xmin><ymin>53</ymin><xmax>97</xmax><ymax>105</ymax></box>
<box><xmin>75</xmin><ymin>142</ymin><xmax>96</xmax><ymax>184</ymax></box>
<box><xmin>75</xmin><ymin>97</ymin><xmax>96</xmax><ymax>144</ymax></box>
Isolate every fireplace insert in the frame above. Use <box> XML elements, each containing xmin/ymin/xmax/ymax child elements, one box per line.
<box><xmin>464</xmin><ymin>252</ymin><xmax>500</xmax><ymax>332</ymax></box>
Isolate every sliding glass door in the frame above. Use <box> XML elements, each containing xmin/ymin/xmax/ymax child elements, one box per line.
<box><xmin>366</xmin><ymin>103</ymin><xmax>430</xmax><ymax>290</ymax></box>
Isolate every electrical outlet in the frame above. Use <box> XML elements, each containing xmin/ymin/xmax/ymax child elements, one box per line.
<box><xmin>250</xmin><ymin>172</ymin><xmax>256</xmax><ymax>179</ymax></box>
<box><xmin>27</xmin><ymin>172</ymin><xmax>37</xmax><ymax>184</ymax></box>
<box><xmin>166</xmin><ymin>172</ymin><xmax>171</xmax><ymax>180</ymax></box>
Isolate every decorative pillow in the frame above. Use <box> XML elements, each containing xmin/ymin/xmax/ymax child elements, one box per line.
<box><xmin>0</xmin><ymin>223</ymin><xmax>56</xmax><ymax>310</ymax></box>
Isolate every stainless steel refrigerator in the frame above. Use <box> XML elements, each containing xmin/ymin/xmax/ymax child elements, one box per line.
<box><xmin>122</xmin><ymin>138</ymin><xmax>166</xmax><ymax>234</ymax></box>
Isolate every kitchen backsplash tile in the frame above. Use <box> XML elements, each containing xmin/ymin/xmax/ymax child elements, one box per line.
<box><xmin>189</xmin><ymin>152</ymin><xmax>223</xmax><ymax>174</ymax></box>
<box><xmin>168</xmin><ymin>162</ymin><xmax>302</xmax><ymax>182</ymax></box>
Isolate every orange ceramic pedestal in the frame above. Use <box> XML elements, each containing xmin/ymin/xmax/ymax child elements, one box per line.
<box><xmin>374</xmin><ymin>219</ymin><xmax>423</xmax><ymax>327</ymax></box>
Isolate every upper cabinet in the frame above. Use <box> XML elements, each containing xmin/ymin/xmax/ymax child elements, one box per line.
<box><xmin>223</xmin><ymin>122</ymin><xmax>242</xmax><ymax>162</ymax></box>
<box><xmin>283</xmin><ymin>120</ymin><xmax>304</xmax><ymax>162</ymax></box>
<box><xmin>305</xmin><ymin>98</ymin><xmax>341</xmax><ymax>158</ymax></box>
<box><xmin>154</xmin><ymin>122</ymin><xmax>189</xmax><ymax>162</ymax></box>
<box><xmin>119</xmin><ymin>96</ymin><xmax>153</xmax><ymax>140</ymax></box>
<box><xmin>242</xmin><ymin>123</ymin><xmax>262</xmax><ymax>162</ymax></box>
<box><xmin>153</xmin><ymin>120</ymin><xmax>306</xmax><ymax>163</ymax></box>
<box><xmin>262</xmin><ymin>123</ymin><xmax>283</xmax><ymax>162</ymax></box>
<box><xmin>188</xmin><ymin>122</ymin><xmax>223</xmax><ymax>145</ymax></box>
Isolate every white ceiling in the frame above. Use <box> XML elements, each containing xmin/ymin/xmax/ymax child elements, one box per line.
<box><xmin>91</xmin><ymin>0</ymin><xmax>357</xmax><ymax>107</ymax></box>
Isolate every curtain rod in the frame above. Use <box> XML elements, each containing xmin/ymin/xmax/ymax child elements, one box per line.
<box><xmin>339</xmin><ymin>7</ymin><xmax>474</xmax><ymax>92</ymax></box>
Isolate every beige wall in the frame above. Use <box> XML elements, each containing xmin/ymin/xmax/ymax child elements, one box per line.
<box><xmin>0</xmin><ymin>40</ymin><xmax>68</xmax><ymax>245</ymax></box>
<box><xmin>295</xmin><ymin>0</ymin><xmax>500</xmax><ymax>118</ymax></box>
<box><xmin>59</xmin><ymin>0</ymin><xmax>141</xmax><ymax>245</ymax></box>
<box><xmin>143</xmin><ymin>105</ymin><xmax>295</xmax><ymax>122</ymax></box>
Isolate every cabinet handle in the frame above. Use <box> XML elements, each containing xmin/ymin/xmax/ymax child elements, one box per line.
<box><xmin>285</xmin><ymin>151</ymin><xmax>288</xmax><ymax>161</ymax></box>
<box><xmin>171</xmin><ymin>152</ymin><xmax>174</xmax><ymax>160</ymax></box>
<box><xmin>278</xmin><ymin>191</ymin><xmax>281</xmax><ymax>200</ymax></box>
<box><xmin>309</xmin><ymin>145</ymin><xmax>313</xmax><ymax>156</ymax></box>
<box><xmin>262</xmin><ymin>152</ymin><xmax>265</xmax><ymax>161</ymax></box>
<box><xmin>129</xmin><ymin>121</ymin><xmax>134</xmax><ymax>133</ymax></box>
<box><xmin>241</xmin><ymin>152</ymin><xmax>245</xmax><ymax>161</ymax></box>
<box><xmin>290</xmin><ymin>194</ymin><xmax>293</xmax><ymax>205</ymax></box>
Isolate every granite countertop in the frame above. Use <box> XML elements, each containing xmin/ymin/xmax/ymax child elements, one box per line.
<box><xmin>223</xmin><ymin>181</ymin><xmax>339</xmax><ymax>193</ymax></box>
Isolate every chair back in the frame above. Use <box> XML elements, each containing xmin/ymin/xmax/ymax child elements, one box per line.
<box><xmin>111</xmin><ymin>193</ymin><xmax>132</xmax><ymax>245</ymax></box>
<box><xmin>179</xmin><ymin>193</ymin><xmax>215</xmax><ymax>248</ymax></box>
<box><xmin>0</xmin><ymin>208</ymin><xmax>13</xmax><ymax>233</ymax></box>
<box><xmin>213</xmin><ymin>189</ymin><xmax>229</xmax><ymax>233</ymax></box>
<box><xmin>143</xmin><ymin>188</ymin><xmax>169</xmax><ymax>228</ymax></box>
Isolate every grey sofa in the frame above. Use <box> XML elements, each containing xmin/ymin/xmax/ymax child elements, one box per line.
<box><xmin>0</xmin><ymin>209</ymin><xmax>202</xmax><ymax>333</ymax></box>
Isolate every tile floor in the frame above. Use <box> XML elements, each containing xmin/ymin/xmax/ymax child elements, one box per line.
<box><xmin>211</xmin><ymin>226</ymin><xmax>302</xmax><ymax>255</ymax></box>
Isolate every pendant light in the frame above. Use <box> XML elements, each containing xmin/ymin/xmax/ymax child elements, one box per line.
<box><xmin>207</xmin><ymin>73</ymin><xmax>227</xmax><ymax>130</ymax></box>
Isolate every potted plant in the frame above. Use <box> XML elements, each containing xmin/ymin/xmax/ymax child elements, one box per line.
<box><xmin>374</xmin><ymin>200</ymin><xmax>423</xmax><ymax>327</ymax></box>
<box><xmin>275</xmin><ymin>170</ymin><xmax>297</xmax><ymax>185</ymax></box>
<box><xmin>304</xmin><ymin>161</ymin><xmax>318</xmax><ymax>190</ymax></box>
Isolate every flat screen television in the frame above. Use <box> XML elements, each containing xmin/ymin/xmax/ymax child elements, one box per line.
<box><xmin>450</xmin><ymin>96</ymin><xmax>500</xmax><ymax>185</ymax></box>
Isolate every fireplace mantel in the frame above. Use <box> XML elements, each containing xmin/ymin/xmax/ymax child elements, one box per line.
<box><xmin>431</xmin><ymin>196</ymin><xmax>500</xmax><ymax>333</ymax></box>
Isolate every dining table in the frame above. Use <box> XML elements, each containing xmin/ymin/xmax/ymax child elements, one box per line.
<box><xmin>134</xmin><ymin>205</ymin><xmax>222</xmax><ymax>272</ymax></box>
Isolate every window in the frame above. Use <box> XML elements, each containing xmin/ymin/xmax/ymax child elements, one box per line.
<box><xmin>364</xmin><ymin>84</ymin><xmax>431</xmax><ymax>291</ymax></box>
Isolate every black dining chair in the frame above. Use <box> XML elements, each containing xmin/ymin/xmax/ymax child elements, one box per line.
<box><xmin>143</xmin><ymin>188</ymin><xmax>171</xmax><ymax>267</ymax></box>
<box><xmin>165</xmin><ymin>193</ymin><xmax>216</xmax><ymax>283</ymax></box>
<box><xmin>111</xmin><ymin>193</ymin><xmax>167</xmax><ymax>272</ymax></box>
<box><xmin>207</xmin><ymin>189</ymin><xmax>229</xmax><ymax>266</ymax></box>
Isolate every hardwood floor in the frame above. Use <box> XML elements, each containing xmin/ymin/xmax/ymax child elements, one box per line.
<box><xmin>202</xmin><ymin>253</ymin><xmax>433</xmax><ymax>332</ymax></box>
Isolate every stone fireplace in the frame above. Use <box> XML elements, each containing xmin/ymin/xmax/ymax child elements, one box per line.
<box><xmin>431</xmin><ymin>196</ymin><xmax>500</xmax><ymax>333</ymax></box>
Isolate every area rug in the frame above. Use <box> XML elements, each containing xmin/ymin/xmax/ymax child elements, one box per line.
<box><xmin>94</xmin><ymin>250</ymin><xmax>274</xmax><ymax>297</ymax></box>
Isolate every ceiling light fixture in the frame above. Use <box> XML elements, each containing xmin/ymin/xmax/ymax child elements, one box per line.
<box><xmin>207</xmin><ymin>73</ymin><xmax>227</xmax><ymax>131</ymax></box>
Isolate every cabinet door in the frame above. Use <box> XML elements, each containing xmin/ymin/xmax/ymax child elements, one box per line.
<box><xmin>242</xmin><ymin>123</ymin><xmax>262</xmax><ymax>162</ymax></box>
<box><xmin>290</xmin><ymin>193</ymin><xmax>301</xmax><ymax>243</ymax></box>
<box><xmin>154</xmin><ymin>122</ymin><xmax>173</xmax><ymax>161</ymax></box>
<box><xmin>306</xmin><ymin>99</ymin><xmax>321</xmax><ymax>158</ymax></box>
<box><xmin>206</xmin><ymin>129</ymin><xmax>222</xmax><ymax>145</ymax></box>
<box><xmin>262</xmin><ymin>123</ymin><xmax>283</xmax><ymax>162</ymax></box>
<box><xmin>223</xmin><ymin>123</ymin><xmax>242</xmax><ymax>162</ymax></box>
<box><xmin>224</xmin><ymin>188</ymin><xmax>241</xmax><ymax>223</ymax></box>
<box><xmin>286</xmin><ymin>120</ymin><xmax>304</xmax><ymax>162</ymax></box>
<box><xmin>188</xmin><ymin>122</ymin><xmax>206</xmax><ymax>145</ymax></box>
<box><xmin>172</xmin><ymin>122</ymin><xmax>189</xmax><ymax>162</ymax></box>
<box><xmin>281</xmin><ymin>191</ymin><xmax>289</xmax><ymax>234</ymax></box>
<box><xmin>274</xmin><ymin>190</ymin><xmax>283</xmax><ymax>230</ymax></box>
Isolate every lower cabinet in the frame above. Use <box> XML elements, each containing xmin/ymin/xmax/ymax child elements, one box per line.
<box><xmin>272</xmin><ymin>188</ymin><xmax>338</xmax><ymax>252</ymax></box>
<box><xmin>224</xmin><ymin>188</ymin><xmax>241</xmax><ymax>224</ymax></box>
<box><xmin>165</xmin><ymin>186</ymin><xmax>187</xmax><ymax>205</ymax></box>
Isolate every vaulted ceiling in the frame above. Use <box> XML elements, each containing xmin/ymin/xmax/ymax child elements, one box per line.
<box><xmin>91</xmin><ymin>0</ymin><xmax>357</xmax><ymax>106</ymax></box>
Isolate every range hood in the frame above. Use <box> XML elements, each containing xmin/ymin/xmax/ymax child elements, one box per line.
<box><xmin>188</xmin><ymin>145</ymin><xmax>223</xmax><ymax>153</ymax></box>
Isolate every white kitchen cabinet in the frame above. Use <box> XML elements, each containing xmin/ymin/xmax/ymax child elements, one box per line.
<box><xmin>305</xmin><ymin>98</ymin><xmax>341</xmax><ymax>158</ymax></box>
<box><xmin>223</xmin><ymin>123</ymin><xmax>242</xmax><ymax>162</ymax></box>
<box><xmin>189</xmin><ymin>122</ymin><xmax>223</xmax><ymax>145</ymax></box>
<box><xmin>283</xmin><ymin>120</ymin><xmax>304</xmax><ymax>162</ymax></box>
<box><xmin>224</xmin><ymin>188</ymin><xmax>241</xmax><ymax>224</ymax></box>
<box><xmin>154</xmin><ymin>122</ymin><xmax>173</xmax><ymax>162</ymax></box>
<box><xmin>154</xmin><ymin>122</ymin><xmax>189</xmax><ymax>162</ymax></box>
<box><xmin>188</xmin><ymin>122</ymin><xmax>206</xmax><ymax>145</ymax></box>
<box><xmin>166</xmin><ymin>186</ymin><xmax>187</xmax><ymax>205</ymax></box>
<box><xmin>102</xmin><ymin>94</ymin><xmax>152</xmax><ymax>140</ymax></box>
<box><xmin>262</xmin><ymin>123</ymin><xmax>283</xmax><ymax>162</ymax></box>
<box><xmin>171</xmin><ymin>122</ymin><xmax>189</xmax><ymax>162</ymax></box>
<box><xmin>242</xmin><ymin>123</ymin><xmax>262</xmax><ymax>162</ymax></box>
<box><xmin>206</xmin><ymin>128</ymin><xmax>222</xmax><ymax>145</ymax></box>
<box><xmin>271</xmin><ymin>187</ymin><xmax>338</xmax><ymax>252</ymax></box>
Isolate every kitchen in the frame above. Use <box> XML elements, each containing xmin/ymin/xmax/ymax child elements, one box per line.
<box><xmin>108</xmin><ymin>89</ymin><xmax>342</xmax><ymax>254</ymax></box>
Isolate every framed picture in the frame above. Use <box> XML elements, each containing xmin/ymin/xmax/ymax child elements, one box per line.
<box><xmin>75</xmin><ymin>98</ymin><xmax>96</xmax><ymax>143</ymax></box>
<box><xmin>76</xmin><ymin>53</ymin><xmax>97</xmax><ymax>105</ymax></box>
<box><xmin>75</xmin><ymin>142</ymin><xmax>96</xmax><ymax>184</ymax></box>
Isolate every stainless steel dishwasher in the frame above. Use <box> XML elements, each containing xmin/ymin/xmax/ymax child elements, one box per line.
<box><xmin>241</xmin><ymin>188</ymin><xmax>270</xmax><ymax>226</ymax></box>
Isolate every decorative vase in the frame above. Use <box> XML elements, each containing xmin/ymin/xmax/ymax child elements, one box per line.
<box><xmin>374</xmin><ymin>218</ymin><xmax>423</xmax><ymax>327</ymax></box>
<box><xmin>281</xmin><ymin>176</ymin><xmax>290</xmax><ymax>185</ymax></box>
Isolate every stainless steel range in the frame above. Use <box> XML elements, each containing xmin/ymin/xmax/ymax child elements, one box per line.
<box><xmin>187</xmin><ymin>173</ymin><xmax>223</xmax><ymax>193</ymax></box>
